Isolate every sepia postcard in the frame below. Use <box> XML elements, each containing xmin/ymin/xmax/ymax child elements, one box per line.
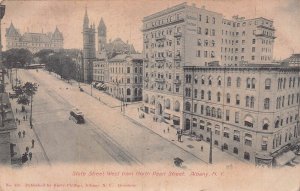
<box><xmin>0</xmin><ymin>0</ymin><xmax>300</xmax><ymax>190</ymax></box>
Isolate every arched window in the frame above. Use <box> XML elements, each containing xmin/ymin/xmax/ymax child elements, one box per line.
<box><xmin>127</xmin><ymin>88</ymin><xmax>131</xmax><ymax>95</ymax></box>
<box><xmin>245</xmin><ymin>134</ymin><xmax>252</xmax><ymax>146</ymax></box>
<box><xmin>201</xmin><ymin>90</ymin><xmax>205</xmax><ymax>99</ymax></box>
<box><xmin>226</xmin><ymin>93</ymin><xmax>230</xmax><ymax>103</ymax></box>
<box><xmin>208</xmin><ymin>91</ymin><xmax>211</xmax><ymax>100</ymax></box>
<box><xmin>237</xmin><ymin>77</ymin><xmax>241</xmax><ymax>87</ymax></box>
<box><xmin>206</xmin><ymin>106</ymin><xmax>211</xmax><ymax>116</ymax></box>
<box><xmin>250</xmin><ymin>96</ymin><xmax>255</xmax><ymax>108</ymax></box>
<box><xmin>201</xmin><ymin>76</ymin><xmax>205</xmax><ymax>85</ymax></box>
<box><xmin>174</xmin><ymin>101</ymin><xmax>180</xmax><ymax>112</ymax></box>
<box><xmin>134</xmin><ymin>88</ymin><xmax>138</xmax><ymax>96</ymax></box>
<box><xmin>185</xmin><ymin>102</ymin><xmax>191</xmax><ymax>111</ymax></box>
<box><xmin>262</xmin><ymin>119</ymin><xmax>269</xmax><ymax>130</ymax></box>
<box><xmin>194</xmin><ymin>89</ymin><xmax>198</xmax><ymax>98</ymax></box>
<box><xmin>244</xmin><ymin>152</ymin><xmax>250</xmax><ymax>160</ymax></box>
<box><xmin>194</xmin><ymin>75</ymin><xmax>198</xmax><ymax>84</ymax></box>
<box><xmin>265</xmin><ymin>78</ymin><xmax>271</xmax><ymax>90</ymax></box>
<box><xmin>218</xmin><ymin>76</ymin><xmax>221</xmax><ymax>86</ymax></box>
<box><xmin>283</xmin><ymin>78</ymin><xmax>286</xmax><ymax>89</ymax></box>
<box><xmin>227</xmin><ymin>77</ymin><xmax>231</xmax><ymax>87</ymax></box>
<box><xmin>217</xmin><ymin>92</ymin><xmax>221</xmax><ymax>102</ymax></box>
<box><xmin>275</xmin><ymin>119</ymin><xmax>279</xmax><ymax>128</ymax></box>
<box><xmin>264</xmin><ymin>98</ymin><xmax>270</xmax><ymax>110</ymax></box>
<box><xmin>246</xmin><ymin>78</ymin><xmax>251</xmax><ymax>88</ymax></box>
<box><xmin>251</xmin><ymin>78</ymin><xmax>256</xmax><ymax>89</ymax></box>
<box><xmin>208</xmin><ymin>76</ymin><xmax>212</xmax><ymax>85</ymax></box>
<box><xmin>211</xmin><ymin>107</ymin><xmax>216</xmax><ymax>117</ymax></box>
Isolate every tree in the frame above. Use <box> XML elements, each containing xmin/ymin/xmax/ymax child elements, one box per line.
<box><xmin>3</xmin><ymin>48</ymin><xmax>33</xmax><ymax>68</ymax></box>
<box><xmin>14</xmin><ymin>85</ymin><xmax>23</xmax><ymax>96</ymax></box>
<box><xmin>17</xmin><ymin>94</ymin><xmax>30</xmax><ymax>112</ymax></box>
<box><xmin>34</xmin><ymin>49</ymin><xmax>54</xmax><ymax>64</ymax></box>
<box><xmin>22</xmin><ymin>82</ymin><xmax>38</xmax><ymax>127</ymax></box>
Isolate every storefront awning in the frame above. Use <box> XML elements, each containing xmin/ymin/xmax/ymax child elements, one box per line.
<box><xmin>245</xmin><ymin>116</ymin><xmax>253</xmax><ymax>123</ymax></box>
<box><xmin>275</xmin><ymin>151</ymin><xmax>296</xmax><ymax>166</ymax></box>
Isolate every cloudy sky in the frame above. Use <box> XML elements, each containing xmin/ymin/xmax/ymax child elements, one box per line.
<box><xmin>2</xmin><ymin>0</ymin><xmax>300</xmax><ymax>59</ymax></box>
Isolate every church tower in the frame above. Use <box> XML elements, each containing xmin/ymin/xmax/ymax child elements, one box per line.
<box><xmin>82</xmin><ymin>7</ymin><xmax>96</xmax><ymax>83</ymax></box>
<box><xmin>97</xmin><ymin>18</ymin><xmax>107</xmax><ymax>54</ymax></box>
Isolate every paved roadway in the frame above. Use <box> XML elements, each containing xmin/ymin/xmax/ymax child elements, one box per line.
<box><xmin>17</xmin><ymin>69</ymin><xmax>204</xmax><ymax>167</ymax></box>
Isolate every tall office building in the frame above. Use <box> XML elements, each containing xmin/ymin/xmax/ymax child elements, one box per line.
<box><xmin>142</xmin><ymin>2</ymin><xmax>275</xmax><ymax>129</ymax></box>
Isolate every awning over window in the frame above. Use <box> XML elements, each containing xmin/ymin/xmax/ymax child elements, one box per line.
<box><xmin>234</xmin><ymin>131</ymin><xmax>240</xmax><ymax>136</ymax></box>
<box><xmin>245</xmin><ymin>134</ymin><xmax>252</xmax><ymax>140</ymax></box>
<box><xmin>172</xmin><ymin>115</ymin><xmax>180</xmax><ymax>121</ymax></box>
<box><xmin>275</xmin><ymin>151</ymin><xmax>296</xmax><ymax>166</ymax></box>
<box><xmin>245</xmin><ymin>116</ymin><xmax>253</xmax><ymax>123</ymax></box>
<box><xmin>263</xmin><ymin>119</ymin><xmax>269</xmax><ymax>124</ymax></box>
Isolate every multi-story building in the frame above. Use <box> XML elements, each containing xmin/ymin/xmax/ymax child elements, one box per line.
<box><xmin>0</xmin><ymin>93</ymin><xmax>17</xmax><ymax>165</ymax></box>
<box><xmin>183</xmin><ymin>64</ymin><xmax>300</xmax><ymax>165</ymax></box>
<box><xmin>5</xmin><ymin>22</ymin><xmax>63</xmax><ymax>53</ymax></box>
<box><xmin>82</xmin><ymin>8</ymin><xmax>96</xmax><ymax>83</ymax></box>
<box><xmin>142</xmin><ymin>2</ymin><xmax>276</xmax><ymax>128</ymax></box>
<box><xmin>107</xmin><ymin>54</ymin><xmax>143</xmax><ymax>102</ymax></box>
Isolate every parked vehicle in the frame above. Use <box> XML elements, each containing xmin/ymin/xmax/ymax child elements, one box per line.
<box><xmin>69</xmin><ymin>108</ymin><xmax>85</xmax><ymax>124</ymax></box>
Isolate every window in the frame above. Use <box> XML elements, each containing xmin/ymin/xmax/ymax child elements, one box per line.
<box><xmin>227</xmin><ymin>77</ymin><xmax>231</xmax><ymax>87</ymax></box>
<box><xmin>193</xmin><ymin>104</ymin><xmax>197</xmax><ymax>113</ymax></box>
<box><xmin>245</xmin><ymin>134</ymin><xmax>252</xmax><ymax>146</ymax></box>
<box><xmin>127</xmin><ymin>67</ymin><xmax>130</xmax><ymax>73</ymax></box>
<box><xmin>244</xmin><ymin>152</ymin><xmax>250</xmax><ymax>160</ymax></box>
<box><xmin>251</xmin><ymin>78</ymin><xmax>256</xmax><ymax>89</ymax></box>
<box><xmin>223</xmin><ymin>143</ymin><xmax>228</xmax><ymax>150</ymax></box>
<box><xmin>211</xmin><ymin>107</ymin><xmax>216</xmax><ymax>117</ymax></box>
<box><xmin>252</xmin><ymin>39</ymin><xmax>256</xmax><ymax>44</ymax></box>
<box><xmin>201</xmin><ymin>76</ymin><xmax>205</xmax><ymax>85</ymax></box>
<box><xmin>194</xmin><ymin>89</ymin><xmax>198</xmax><ymax>98</ymax></box>
<box><xmin>236</xmin><ymin>94</ymin><xmax>240</xmax><ymax>105</ymax></box>
<box><xmin>208</xmin><ymin>76</ymin><xmax>212</xmax><ymax>85</ymax></box>
<box><xmin>217</xmin><ymin>92</ymin><xmax>221</xmax><ymax>102</ymax></box>
<box><xmin>244</xmin><ymin>115</ymin><xmax>253</xmax><ymax>128</ymax></box>
<box><xmin>265</xmin><ymin>79</ymin><xmax>271</xmax><ymax>90</ymax></box>
<box><xmin>237</xmin><ymin>77</ymin><xmax>241</xmax><ymax>87</ymax></box>
<box><xmin>250</xmin><ymin>96</ymin><xmax>255</xmax><ymax>108</ymax></box>
<box><xmin>217</xmin><ymin>109</ymin><xmax>222</xmax><ymax>119</ymax></box>
<box><xmin>206</xmin><ymin>106</ymin><xmax>211</xmax><ymax>116</ymax></box>
<box><xmin>201</xmin><ymin>90</ymin><xmax>204</xmax><ymax>99</ymax></box>
<box><xmin>185</xmin><ymin>102</ymin><xmax>191</xmax><ymax>111</ymax></box>
<box><xmin>264</xmin><ymin>98</ymin><xmax>270</xmax><ymax>110</ymax></box>
<box><xmin>235</xmin><ymin>112</ymin><xmax>239</xmax><ymax>123</ymax></box>
<box><xmin>223</xmin><ymin>128</ymin><xmax>229</xmax><ymax>138</ymax></box>
<box><xmin>226</xmin><ymin>110</ymin><xmax>230</xmax><ymax>121</ymax></box>
<box><xmin>226</xmin><ymin>93</ymin><xmax>230</xmax><ymax>103</ymax></box>
<box><xmin>127</xmin><ymin>88</ymin><xmax>131</xmax><ymax>95</ymax></box>
<box><xmin>218</xmin><ymin>77</ymin><xmax>221</xmax><ymax>86</ymax></box>
<box><xmin>208</xmin><ymin>91</ymin><xmax>211</xmax><ymax>101</ymax></box>
<box><xmin>246</xmin><ymin>78</ymin><xmax>251</xmax><ymax>88</ymax></box>
<box><xmin>262</xmin><ymin>137</ymin><xmax>268</xmax><ymax>151</ymax></box>
<box><xmin>233</xmin><ymin>147</ymin><xmax>239</xmax><ymax>154</ymax></box>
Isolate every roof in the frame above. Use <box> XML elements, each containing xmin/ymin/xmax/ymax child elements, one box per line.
<box><xmin>282</xmin><ymin>54</ymin><xmax>300</xmax><ymax>65</ymax></box>
<box><xmin>52</xmin><ymin>27</ymin><xmax>63</xmax><ymax>40</ymax></box>
<box><xmin>5</xmin><ymin>22</ymin><xmax>20</xmax><ymax>37</ymax></box>
<box><xmin>109</xmin><ymin>53</ymin><xmax>143</xmax><ymax>62</ymax></box>
<box><xmin>105</xmin><ymin>38</ymin><xmax>136</xmax><ymax>59</ymax></box>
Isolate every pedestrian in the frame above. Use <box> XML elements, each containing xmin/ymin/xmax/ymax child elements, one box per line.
<box><xmin>23</xmin><ymin>116</ymin><xmax>25</xmax><ymax>121</ymax></box>
<box><xmin>18</xmin><ymin>131</ymin><xmax>21</xmax><ymax>138</ymax></box>
<box><xmin>201</xmin><ymin>146</ymin><xmax>203</xmax><ymax>152</ymax></box>
<box><xmin>22</xmin><ymin>130</ymin><xmax>25</xmax><ymax>138</ymax></box>
<box><xmin>29</xmin><ymin>152</ymin><xmax>32</xmax><ymax>161</ymax></box>
<box><xmin>25</xmin><ymin>146</ymin><xmax>29</xmax><ymax>153</ymax></box>
<box><xmin>31</xmin><ymin>139</ymin><xmax>35</xmax><ymax>148</ymax></box>
<box><xmin>167</xmin><ymin>127</ymin><xmax>170</xmax><ymax>133</ymax></box>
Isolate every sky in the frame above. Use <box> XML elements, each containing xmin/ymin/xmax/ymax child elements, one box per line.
<box><xmin>1</xmin><ymin>0</ymin><xmax>300</xmax><ymax>60</ymax></box>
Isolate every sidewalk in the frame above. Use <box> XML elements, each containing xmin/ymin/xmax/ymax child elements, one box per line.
<box><xmin>124</xmin><ymin>104</ymin><xmax>244</xmax><ymax>165</ymax></box>
<box><xmin>6</xmin><ymin>76</ymin><xmax>49</xmax><ymax>167</ymax></box>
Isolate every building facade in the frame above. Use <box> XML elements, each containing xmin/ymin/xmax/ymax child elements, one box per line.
<box><xmin>142</xmin><ymin>2</ymin><xmax>276</xmax><ymax>129</ymax></box>
<box><xmin>183</xmin><ymin>64</ymin><xmax>300</xmax><ymax>165</ymax></box>
<box><xmin>82</xmin><ymin>8</ymin><xmax>96</xmax><ymax>83</ymax></box>
<box><xmin>5</xmin><ymin>22</ymin><xmax>63</xmax><ymax>53</ymax></box>
<box><xmin>107</xmin><ymin>54</ymin><xmax>143</xmax><ymax>102</ymax></box>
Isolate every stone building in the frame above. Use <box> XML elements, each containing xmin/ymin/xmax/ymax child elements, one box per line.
<box><xmin>5</xmin><ymin>22</ymin><xmax>63</xmax><ymax>53</ymax></box>
<box><xmin>183</xmin><ymin>64</ymin><xmax>300</xmax><ymax>165</ymax></box>
<box><xmin>142</xmin><ymin>2</ymin><xmax>276</xmax><ymax>129</ymax></box>
<box><xmin>107</xmin><ymin>54</ymin><xmax>143</xmax><ymax>102</ymax></box>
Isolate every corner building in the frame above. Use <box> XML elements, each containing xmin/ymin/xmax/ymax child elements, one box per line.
<box><xmin>142</xmin><ymin>2</ymin><xmax>275</xmax><ymax>129</ymax></box>
<box><xmin>183</xmin><ymin>65</ymin><xmax>300</xmax><ymax>165</ymax></box>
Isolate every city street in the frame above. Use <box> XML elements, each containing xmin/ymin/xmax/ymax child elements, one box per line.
<box><xmin>16</xmin><ymin>69</ymin><xmax>204</xmax><ymax>167</ymax></box>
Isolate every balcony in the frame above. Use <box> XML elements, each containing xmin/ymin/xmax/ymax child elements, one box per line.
<box><xmin>155</xmin><ymin>35</ymin><xmax>166</xmax><ymax>41</ymax></box>
<box><xmin>174</xmin><ymin>55</ymin><xmax>181</xmax><ymax>61</ymax></box>
<box><xmin>173</xmin><ymin>79</ymin><xmax>181</xmax><ymax>84</ymax></box>
<box><xmin>155</xmin><ymin>57</ymin><xmax>166</xmax><ymax>61</ymax></box>
<box><xmin>174</xmin><ymin>32</ymin><xmax>182</xmax><ymax>37</ymax></box>
<box><xmin>155</xmin><ymin>78</ymin><xmax>165</xmax><ymax>83</ymax></box>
